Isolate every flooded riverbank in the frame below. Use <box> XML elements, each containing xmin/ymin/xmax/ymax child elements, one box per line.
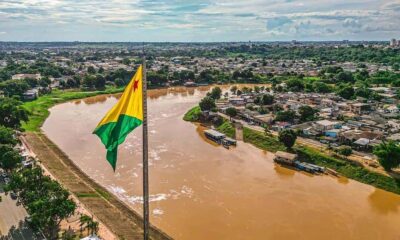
<box><xmin>42</xmin><ymin>85</ymin><xmax>400</xmax><ymax>240</ymax></box>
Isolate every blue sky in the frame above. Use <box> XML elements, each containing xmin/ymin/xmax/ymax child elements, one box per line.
<box><xmin>0</xmin><ymin>0</ymin><xmax>399</xmax><ymax>41</ymax></box>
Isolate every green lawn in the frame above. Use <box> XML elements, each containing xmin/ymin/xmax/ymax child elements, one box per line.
<box><xmin>216</xmin><ymin>120</ymin><xmax>235</xmax><ymax>138</ymax></box>
<box><xmin>183</xmin><ymin>105</ymin><xmax>201</xmax><ymax>122</ymax></box>
<box><xmin>243</xmin><ymin>127</ymin><xmax>286</xmax><ymax>152</ymax></box>
<box><xmin>22</xmin><ymin>87</ymin><xmax>123</xmax><ymax>132</ymax></box>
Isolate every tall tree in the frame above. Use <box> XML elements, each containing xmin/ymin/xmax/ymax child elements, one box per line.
<box><xmin>0</xmin><ymin>98</ymin><xmax>29</xmax><ymax>129</ymax></box>
<box><xmin>373</xmin><ymin>141</ymin><xmax>400</xmax><ymax>171</ymax></box>
<box><xmin>199</xmin><ymin>97</ymin><xmax>216</xmax><ymax>111</ymax></box>
<box><xmin>225</xmin><ymin>107</ymin><xmax>237</xmax><ymax>120</ymax></box>
<box><xmin>278</xmin><ymin>129</ymin><xmax>297</xmax><ymax>149</ymax></box>
<box><xmin>298</xmin><ymin>105</ymin><xmax>317</xmax><ymax>122</ymax></box>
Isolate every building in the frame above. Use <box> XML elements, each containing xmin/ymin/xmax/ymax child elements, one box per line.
<box><xmin>351</xmin><ymin>103</ymin><xmax>371</xmax><ymax>114</ymax></box>
<box><xmin>22</xmin><ymin>89</ymin><xmax>39</xmax><ymax>100</ymax></box>
<box><xmin>390</xmin><ymin>38</ymin><xmax>399</xmax><ymax>47</ymax></box>
<box><xmin>314</xmin><ymin>120</ymin><xmax>341</xmax><ymax>132</ymax></box>
<box><xmin>12</xmin><ymin>73</ymin><xmax>41</xmax><ymax>80</ymax></box>
<box><xmin>274</xmin><ymin>151</ymin><xmax>297</xmax><ymax>165</ymax></box>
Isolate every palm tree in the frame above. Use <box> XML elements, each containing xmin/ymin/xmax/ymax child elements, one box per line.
<box><xmin>87</xmin><ymin>220</ymin><xmax>99</xmax><ymax>235</ymax></box>
<box><xmin>79</xmin><ymin>214</ymin><xmax>92</xmax><ymax>235</ymax></box>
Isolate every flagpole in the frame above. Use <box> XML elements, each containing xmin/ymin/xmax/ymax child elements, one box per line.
<box><xmin>142</xmin><ymin>53</ymin><xmax>150</xmax><ymax>240</ymax></box>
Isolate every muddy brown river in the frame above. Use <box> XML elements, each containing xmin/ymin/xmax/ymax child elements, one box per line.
<box><xmin>42</xmin><ymin>86</ymin><xmax>400</xmax><ymax>240</ymax></box>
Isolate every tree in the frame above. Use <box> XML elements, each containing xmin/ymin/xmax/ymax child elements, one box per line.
<box><xmin>337</xmin><ymin>85</ymin><xmax>355</xmax><ymax>99</ymax></box>
<box><xmin>0</xmin><ymin>79</ymin><xmax>30</xmax><ymax>97</ymax></box>
<box><xmin>199</xmin><ymin>97</ymin><xmax>216</xmax><ymax>111</ymax></box>
<box><xmin>80</xmin><ymin>214</ymin><xmax>99</xmax><ymax>236</ymax></box>
<box><xmin>275</xmin><ymin>110</ymin><xmax>296</xmax><ymax>123</ymax></box>
<box><xmin>338</xmin><ymin>146</ymin><xmax>352</xmax><ymax>159</ymax></box>
<box><xmin>230</xmin><ymin>86</ymin><xmax>237</xmax><ymax>94</ymax></box>
<box><xmin>39</xmin><ymin>77</ymin><xmax>51</xmax><ymax>88</ymax></box>
<box><xmin>261</xmin><ymin>94</ymin><xmax>274</xmax><ymax>105</ymax></box>
<box><xmin>313</xmin><ymin>82</ymin><xmax>332</xmax><ymax>93</ymax></box>
<box><xmin>208</xmin><ymin>87</ymin><xmax>222</xmax><ymax>100</ymax></box>
<box><xmin>0</xmin><ymin>126</ymin><xmax>17</xmax><ymax>145</ymax></box>
<box><xmin>225</xmin><ymin>107</ymin><xmax>237</xmax><ymax>120</ymax></box>
<box><xmin>335</xmin><ymin>71</ymin><xmax>354</xmax><ymax>83</ymax></box>
<box><xmin>0</xmin><ymin>148</ymin><xmax>22</xmax><ymax>171</ymax></box>
<box><xmin>286</xmin><ymin>79</ymin><xmax>304</xmax><ymax>92</ymax></box>
<box><xmin>298</xmin><ymin>105</ymin><xmax>317</xmax><ymax>122</ymax></box>
<box><xmin>6</xmin><ymin>167</ymin><xmax>76</xmax><ymax>239</ymax></box>
<box><xmin>93</xmin><ymin>74</ymin><xmax>106</xmax><ymax>89</ymax></box>
<box><xmin>0</xmin><ymin>98</ymin><xmax>29</xmax><ymax>129</ymax></box>
<box><xmin>373</xmin><ymin>141</ymin><xmax>400</xmax><ymax>171</ymax></box>
<box><xmin>278</xmin><ymin>129</ymin><xmax>297</xmax><ymax>149</ymax></box>
<box><xmin>87</xmin><ymin>66</ymin><xmax>96</xmax><ymax>74</ymax></box>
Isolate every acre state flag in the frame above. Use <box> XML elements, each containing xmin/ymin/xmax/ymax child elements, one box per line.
<box><xmin>93</xmin><ymin>65</ymin><xmax>143</xmax><ymax>170</ymax></box>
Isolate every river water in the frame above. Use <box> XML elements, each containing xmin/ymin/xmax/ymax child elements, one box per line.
<box><xmin>42</xmin><ymin>86</ymin><xmax>400</xmax><ymax>240</ymax></box>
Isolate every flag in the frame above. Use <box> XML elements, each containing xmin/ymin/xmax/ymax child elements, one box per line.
<box><xmin>93</xmin><ymin>65</ymin><xmax>143</xmax><ymax>170</ymax></box>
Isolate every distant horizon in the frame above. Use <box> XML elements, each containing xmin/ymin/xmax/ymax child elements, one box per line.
<box><xmin>0</xmin><ymin>0</ymin><xmax>399</xmax><ymax>42</ymax></box>
<box><xmin>0</xmin><ymin>40</ymin><xmax>393</xmax><ymax>43</ymax></box>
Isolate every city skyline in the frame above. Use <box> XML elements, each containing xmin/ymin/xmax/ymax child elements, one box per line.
<box><xmin>0</xmin><ymin>0</ymin><xmax>399</xmax><ymax>42</ymax></box>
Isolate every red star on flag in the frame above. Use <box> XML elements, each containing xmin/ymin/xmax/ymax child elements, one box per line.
<box><xmin>133</xmin><ymin>79</ymin><xmax>139</xmax><ymax>92</ymax></box>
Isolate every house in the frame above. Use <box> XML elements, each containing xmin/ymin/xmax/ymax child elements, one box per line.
<box><xmin>272</xmin><ymin>122</ymin><xmax>291</xmax><ymax>132</ymax></box>
<box><xmin>314</xmin><ymin>120</ymin><xmax>341</xmax><ymax>132</ymax></box>
<box><xmin>229</xmin><ymin>97</ymin><xmax>245</xmax><ymax>106</ymax></box>
<box><xmin>340</xmin><ymin>129</ymin><xmax>383</xmax><ymax>145</ymax></box>
<box><xmin>351</xmin><ymin>103</ymin><xmax>371</xmax><ymax>114</ymax></box>
<box><xmin>325</xmin><ymin>129</ymin><xmax>341</xmax><ymax>138</ymax></box>
<box><xmin>274</xmin><ymin>151</ymin><xmax>297</xmax><ymax>165</ymax></box>
<box><xmin>183</xmin><ymin>81</ymin><xmax>197</xmax><ymax>87</ymax></box>
<box><xmin>385</xmin><ymin>105</ymin><xmax>399</xmax><ymax>114</ymax></box>
<box><xmin>387</xmin><ymin>120</ymin><xmax>400</xmax><ymax>132</ymax></box>
<box><xmin>22</xmin><ymin>89</ymin><xmax>39</xmax><ymax>100</ymax></box>
<box><xmin>252</xmin><ymin>114</ymin><xmax>274</xmax><ymax>126</ymax></box>
<box><xmin>12</xmin><ymin>73</ymin><xmax>41</xmax><ymax>80</ymax></box>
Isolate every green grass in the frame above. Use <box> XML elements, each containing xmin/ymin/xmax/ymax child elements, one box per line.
<box><xmin>243</xmin><ymin>127</ymin><xmax>286</xmax><ymax>152</ymax></box>
<box><xmin>303</xmin><ymin>76</ymin><xmax>321</xmax><ymax>82</ymax></box>
<box><xmin>183</xmin><ymin>105</ymin><xmax>201</xmax><ymax>122</ymax></box>
<box><xmin>216</xmin><ymin>120</ymin><xmax>235</xmax><ymax>138</ymax></box>
<box><xmin>22</xmin><ymin>87</ymin><xmax>123</xmax><ymax>132</ymax></box>
<box><xmin>76</xmin><ymin>192</ymin><xmax>100</xmax><ymax>198</ymax></box>
<box><xmin>296</xmin><ymin>146</ymin><xmax>400</xmax><ymax>195</ymax></box>
<box><xmin>95</xmin><ymin>187</ymin><xmax>112</xmax><ymax>200</ymax></box>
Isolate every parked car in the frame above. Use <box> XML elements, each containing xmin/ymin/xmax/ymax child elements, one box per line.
<box><xmin>10</xmin><ymin>192</ymin><xmax>17</xmax><ymax>200</ymax></box>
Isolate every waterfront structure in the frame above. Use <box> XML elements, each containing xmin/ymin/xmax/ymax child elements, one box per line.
<box><xmin>274</xmin><ymin>151</ymin><xmax>297</xmax><ymax>165</ymax></box>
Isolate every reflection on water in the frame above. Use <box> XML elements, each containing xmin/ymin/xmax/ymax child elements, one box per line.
<box><xmin>42</xmin><ymin>85</ymin><xmax>400</xmax><ymax>240</ymax></box>
<box><xmin>369</xmin><ymin>189</ymin><xmax>400</xmax><ymax>214</ymax></box>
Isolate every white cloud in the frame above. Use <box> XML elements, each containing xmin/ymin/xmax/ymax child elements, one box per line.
<box><xmin>0</xmin><ymin>0</ymin><xmax>398</xmax><ymax>41</ymax></box>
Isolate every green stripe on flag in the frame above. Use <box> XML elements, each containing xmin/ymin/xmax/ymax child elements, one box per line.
<box><xmin>93</xmin><ymin>114</ymin><xmax>143</xmax><ymax>170</ymax></box>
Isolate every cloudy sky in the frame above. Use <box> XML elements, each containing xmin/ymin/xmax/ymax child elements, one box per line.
<box><xmin>0</xmin><ymin>0</ymin><xmax>399</xmax><ymax>41</ymax></box>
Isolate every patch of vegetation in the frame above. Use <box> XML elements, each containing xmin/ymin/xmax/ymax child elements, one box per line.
<box><xmin>76</xmin><ymin>192</ymin><xmax>100</xmax><ymax>198</ymax></box>
<box><xmin>22</xmin><ymin>87</ymin><xmax>123</xmax><ymax>132</ymax></box>
<box><xmin>216</xmin><ymin>120</ymin><xmax>235</xmax><ymax>138</ymax></box>
<box><xmin>296</xmin><ymin>146</ymin><xmax>400</xmax><ymax>195</ymax></box>
<box><xmin>95</xmin><ymin>188</ymin><xmax>112</xmax><ymax>200</ymax></box>
<box><xmin>243</xmin><ymin>127</ymin><xmax>285</xmax><ymax>152</ymax></box>
<box><xmin>183</xmin><ymin>105</ymin><xmax>201</xmax><ymax>122</ymax></box>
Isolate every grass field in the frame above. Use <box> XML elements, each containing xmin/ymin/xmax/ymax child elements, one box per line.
<box><xmin>22</xmin><ymin>88</ymin><xmax>124</xmax><ymax>132</ymax></box>
<box><xmin>182</xmin><ymin>105</ymin><xmax>201</xmax><ymax>122</ymax></box>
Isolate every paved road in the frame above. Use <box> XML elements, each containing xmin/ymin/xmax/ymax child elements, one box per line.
<box><xmin>0</xmin><ymin>178</ymin><xmax>43</xmax><ymax>240</ymax></box>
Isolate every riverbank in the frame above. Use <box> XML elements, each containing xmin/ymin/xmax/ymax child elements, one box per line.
<box><xmin>23</xmin><ymin>132</ymin><xmax>172</xmax><ymax>240</ymax></box>
<box><xmin>184</xmin><ymin>106</ymin><xmax>400</xmax><ymax>195</ymax></box>
<box><xmin>22</xmin><ymin>88</ymin><xmax>124</xmax><ymax>132</ymax></box>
